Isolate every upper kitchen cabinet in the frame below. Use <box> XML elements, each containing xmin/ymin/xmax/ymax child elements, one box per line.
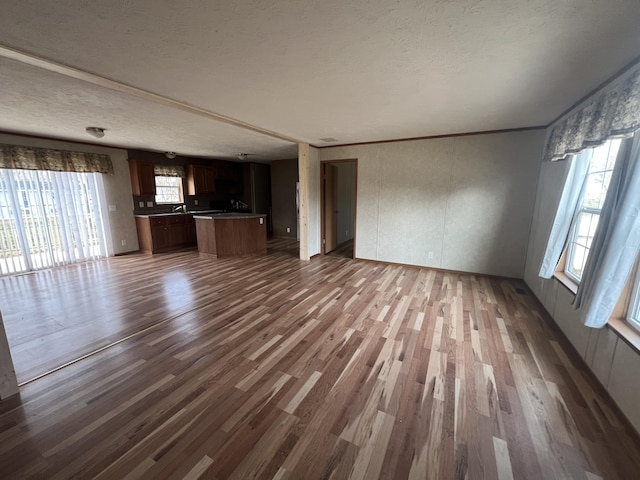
<box><xmin>215</xmin><ymin>163</ymin><xmax>243</xmax><ymax>195</ymax></box>
<box><xmin>128</xmin><ymin>160</ymin><xmax>156</xmax><ymax>196</ymax></box>
<box><xmin>185</xmin><ymin>164</ymin><xmax>216</xmax><ymax>195</ymax></box>
<box><xmin>185</xmin><ymin>163</ymin><xmax>243</xmax><ymax>195</ymax></box>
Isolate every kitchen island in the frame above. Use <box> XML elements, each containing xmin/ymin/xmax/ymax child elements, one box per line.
<box><xmin>193</xmin><ymin>213</ymin><xmax>267</xmax><ymax>257</ymax></box>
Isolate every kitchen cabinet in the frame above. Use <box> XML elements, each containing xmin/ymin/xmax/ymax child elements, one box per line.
<box><xmin>218</xmin><ymin>163</ymin><xmax>243</xmax><ymax>195</ymax></box>
<box><xmin>129</xmin><ymin>160</ymin><xmax>156</xmax><ymax>196</ymax></box>
<box><xmin>185</xmin><ymin>163</ymin><xmax>243</xmax><ymax>195</ymax></box>
<box><xmin>135</xmin><ymin>214</ymin><xmax>196</xmax><ymax>253</ymax></box>
<box><xmin>185</xmin><ymin>165</ymin><xmax>216</xmax><ymax>194</ymax></box>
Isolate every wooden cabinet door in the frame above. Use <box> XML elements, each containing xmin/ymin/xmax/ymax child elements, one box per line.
<box><xmin>129</xmin><ymin>160</ymin><xmax>156</xmax><ymax>195</ymax></box>
<box><xmin>186</xmin><ymin>165</ymin><xmax>216</xmax><ymax>194</ymax></box>
<box><xmin>204</xmin><ymin>167</ymin><xmax>217</xmax><ymax>193</ymax></box>
<box><xmin>185</xmin><ymin>216</ymin><xmax>196</xmax><ymax>245</ymax></box>
<box><xmin>151</xmin><ymin>225</ymin><xmax>169</xmax><ymax>251</ymax></box>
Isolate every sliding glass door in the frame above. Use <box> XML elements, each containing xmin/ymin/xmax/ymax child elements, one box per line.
<box><xmin>0</xmin><ymin>169</ymin><xmax>110</xmax><ymax>275</ymax></box>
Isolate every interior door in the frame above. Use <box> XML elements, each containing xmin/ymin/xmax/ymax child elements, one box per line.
<box><xmin>324</xmin><ymin>164</ymin><xmax>338</xmax><ymax>253</ymax></box>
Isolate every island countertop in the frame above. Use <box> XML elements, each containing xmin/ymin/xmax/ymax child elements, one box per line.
<box><xmin>192</xmin><ymin>213</ymin><xmax>267</xmax><ymax>220</ymax></box>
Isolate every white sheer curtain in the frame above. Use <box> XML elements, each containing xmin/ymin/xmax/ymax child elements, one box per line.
<box><xmin>0</xmin><ymin>169</ymin><xmax>111</xmax><ymax>275</ymax></box>
<box><xmin>574</xmin><ymin>135</ymin><xmax>640</xmax><ymax>327</ymax></box>
<box><xmin>539</xmin><ymin>149</ymin><xmax>593</xmax><ymax>278</ymax></box>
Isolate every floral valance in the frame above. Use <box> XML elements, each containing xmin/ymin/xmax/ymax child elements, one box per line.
<box><xmin>154</xmin><ymin>164</ymin><xmax>185</xmax><ymax>177</ymax></box>
<box><xmin>544</xmin><ymin>66</ymin><xmax>640</xmax><ymax>162</ymax></box>
<box><xmin>0</xmin><ymin>143</ymin><xmax>114</xmax><ymax>174</ymax></box>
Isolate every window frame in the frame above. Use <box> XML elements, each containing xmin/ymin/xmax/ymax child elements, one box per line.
<box><xmin>628</xmin><ymin>268</ymin><xmax>640</xmax><ymax>331</ymax></box>
<box><xmin>562</xmin><ymin>139</ymin><xmax>619</xmax><ymax>284</ymax></box>
<box><xmin>154</xmin><ymin>175</ymin><xmax>183</xmax><ymax>205</ymax></box>
<box><xmin>565</xmin><ymin>206</ymin><xmax>602</xmax><ymax>283</ymax></box>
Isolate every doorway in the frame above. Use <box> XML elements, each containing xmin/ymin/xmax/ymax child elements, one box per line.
<box><xmin>321</xmin><ymin>159</ymin><xmax>357</xmax><ymax>259</ymax></box>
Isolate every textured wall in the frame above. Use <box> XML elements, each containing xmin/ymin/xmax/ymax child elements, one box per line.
<box><xmin>271</xmin><ymin>158</ymin><xmax>298</xmax><ymax>237</ymax></box>
<box><xmin>0</xmin><ymin>133</ymin><xmax>138</xmax><ymax>255</ymax></box>
<box><xmin>319</xmin><ymin>130</ymin><xmax>545</xmax><ymax>277</ymax></box>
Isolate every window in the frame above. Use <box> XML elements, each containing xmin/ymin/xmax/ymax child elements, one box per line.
<box><xmin>564</xmin><ymin>139</ymin><xmax>621</xmax><ymax>283</ymax></box>
<box><xmin>155</xmin><ymin>176</ymin><xmax>182</xmax><ymax>204</ymax></box>
<box><xmin>0</xmin><ymin>169</ymin><xmax>110</xmax><ymax>275</ymax></box>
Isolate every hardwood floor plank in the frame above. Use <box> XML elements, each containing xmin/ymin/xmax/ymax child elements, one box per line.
<box><xmin>0</xmin><ymin>239</ymin><xmax>639</xmax><ymax>478</ymax></box>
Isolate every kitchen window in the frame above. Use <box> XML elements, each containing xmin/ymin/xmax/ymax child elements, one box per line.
<box><xmin>155</xmin><ymin>175</ymin><xmax>182</xmax><ymax>204</ymax></box>
<box><xmin>564</xmin><ymin>138</ymin><xmax>621</xmax><ymax>283</ymax></box>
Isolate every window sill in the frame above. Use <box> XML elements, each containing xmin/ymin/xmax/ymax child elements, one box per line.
<box><xmin>553</xmin><ymin>270</ymin><xmax>578</xmax><ymax>295</ymax></box>
<box><xmin>608</xmin><ymin>317</ymin><xmax>640</xmax><ymax>355</ymax></box>
<box><xmin>550</xmin><ymin>273</ymin><xmax>640</xmax><ymax>354</ymax></box>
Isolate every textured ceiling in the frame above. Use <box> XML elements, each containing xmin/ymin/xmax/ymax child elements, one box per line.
<box><xmin>0</xmin><ymin>0</ymin><xmax>639</xmax><ymax>156</ymax></box>
<box><xmin>0</xmin><ymin>57</ymin><xmax>296</xmax><ymax>160</ymax></box>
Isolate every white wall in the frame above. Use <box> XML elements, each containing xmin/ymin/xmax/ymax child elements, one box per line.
<box><xmin>319</xmin><ymin>130</ymin><xmax>545</xmax><ymax>277</ymax></box>
<box><xmin>334</xmin><ymin>162</ymin><xmax>356</xmax><ymax>244</ymax></box>
<box><xmin>0</xmin><ymin>133</ymin><xmax>138</xmax><ymax>254</ymax></box>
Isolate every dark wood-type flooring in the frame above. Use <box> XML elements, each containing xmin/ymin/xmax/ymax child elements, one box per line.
<box><xmin>0</xmin><ymin>238</ymin><xmax>639</xmax><ymax>478</ymax></box>
<box><xmin>328</xmin><ymin>239</ymin><xmax>354</xmax><ymax>259</ymax></box>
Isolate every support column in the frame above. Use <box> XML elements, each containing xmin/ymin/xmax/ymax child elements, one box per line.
<box><xmin>0</xmin><ymin>310</ymin><xmax>18</xmax><ymax>400</ymax></box>
<box><xmin>298</xmin><ymin>142</ymin><xmax>310</xmax><ymax>261</ymax></box>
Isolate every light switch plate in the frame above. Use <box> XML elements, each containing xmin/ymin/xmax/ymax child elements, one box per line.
<box><xmin>108</xmin><ymin>204</ymin><xmax>117</xmax><ymax>212</ymax></box>
<box><xmin>259</xmin><ymin>217</ymin><xmax>264</xmax><ymax>224</ymax></box>
<box><xmin>138</xmin><ymin>201</ymin><xmax>144</xmax><ymax>208</ymax></box>
<box><xmin>146</xmin><ymin>201</ymin><xmax>154</xmax><ymax>207</ymax></box>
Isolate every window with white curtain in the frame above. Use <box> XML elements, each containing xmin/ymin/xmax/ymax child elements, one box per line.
<box><xmin>0</xmin><ymin>168</ymin><xmax>110</xmax><ymax>275</ymax></box>
<box><xmin>565</xmin><ymin>139</ymin><xmax>621</xmax><ymax>282</ymax></box>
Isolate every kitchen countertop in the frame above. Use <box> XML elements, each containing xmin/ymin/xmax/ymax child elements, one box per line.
<box><xmin>135</xmin><ymin>212</ymin><xmax>188</xmax><ymax>218</ymax></box>
<box><xmin>134</xmin><ymin>210</ymin><xmax>225</xmax><ymax>218</ymax></box>
<box><xmin>193</xmin><ymin>213</ymin><xmax>267</xmax><ymax>220</ymax></box>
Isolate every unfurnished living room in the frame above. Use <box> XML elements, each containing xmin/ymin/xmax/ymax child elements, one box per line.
<box><xmin>1</xmin><ymin>1</ymin><xmax>640</xmax><ymax>478</ymax></box>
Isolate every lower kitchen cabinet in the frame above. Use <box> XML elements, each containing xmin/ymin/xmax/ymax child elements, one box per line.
<box><xmin>135</xmin><ymin>214</ymin><xmax>197</xmax><ymax>253</ymax></box>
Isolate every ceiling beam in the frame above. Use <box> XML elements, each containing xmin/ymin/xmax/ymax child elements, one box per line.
<box><xmin>0</xmin><ymin>43</ymin><xmax>301</xmax><ymax>145</ymax></box>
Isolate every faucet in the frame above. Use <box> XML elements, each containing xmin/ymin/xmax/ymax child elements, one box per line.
<box><xmin>172</xmin><ymin>204</ymin><xmax>185</xmax><ymax>213</ymax></box>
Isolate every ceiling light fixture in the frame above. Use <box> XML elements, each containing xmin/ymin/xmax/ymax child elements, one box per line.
<box><xmin>237</xmin><ymin>153</ymin><xmax>248</xmax><ymax>161</ymax></box>
<box><xmin>165</xmin><ymin>151</ymin><xmax>177</xmax><ymax>159</ymax></box>
<box><xmin>85</xmin><ymin>126</ymin><xmax>105</xmax><ymax>139</ymax></box>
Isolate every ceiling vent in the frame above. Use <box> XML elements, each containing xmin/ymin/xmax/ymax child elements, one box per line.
<box><xmin>319</xmin><ymin>137</ymin><xmax>338</xmax><ymax>142</ymax></box>
<box><xmin>85</xmin><ymin>126</ymin><xmax>105</xmax><ymax>138</ymax></box>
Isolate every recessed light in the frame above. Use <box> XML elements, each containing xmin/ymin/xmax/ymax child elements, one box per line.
<box><xmin>85</xmin><ymin>127</ymin><xmax>105</xmax><ymax>139</ymax></box>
